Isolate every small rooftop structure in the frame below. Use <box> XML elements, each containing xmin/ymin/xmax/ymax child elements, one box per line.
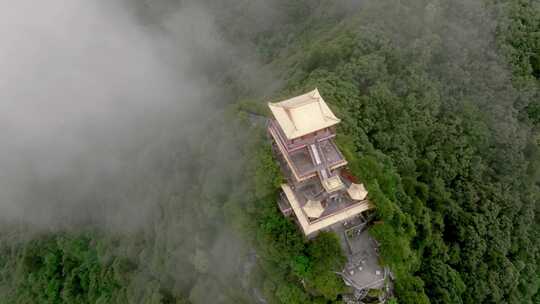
<box><xmin>268</xmin><ymin>89</ymin><xmax>340</xmax><ymax>140</ymax></box>
<box><xmin>347</xmin><ymin>183</ymin><xmax>368</xmax><ymax>201</ymax></box>
<box><xmin>303</xmin><ymin>199</ymin><xmax>325</xmax><ymax>219</ymax></box>
<box><xmin>280</xmin><ymin>183</ymin><xmax>373</xmax><ymax>236</ymax></box>
<box><xmin>322</xmin><ymin>175</ymin><xmax>345</xmax><ymax>193</ymax></box>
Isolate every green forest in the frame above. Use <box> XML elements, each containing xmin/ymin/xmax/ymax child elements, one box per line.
<box><xmin>1</xmin><ymin>0</ymin><xmax>539</xmax><ymax>303</ymax></box>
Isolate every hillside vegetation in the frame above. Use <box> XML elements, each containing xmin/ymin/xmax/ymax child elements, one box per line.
<box><xmin>234</xmin><ymin>0</ymin><xmax>540</xmax><ymax>303</ymax></box>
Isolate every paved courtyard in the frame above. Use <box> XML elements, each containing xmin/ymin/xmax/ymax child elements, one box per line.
<box><xmin>330</xmin><ymin>217</ymin><xmax>386</xmax><ymax>291</ymax></box>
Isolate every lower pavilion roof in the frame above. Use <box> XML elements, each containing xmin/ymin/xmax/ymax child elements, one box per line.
<box><xmin>281</xmin><ymin>183</ymin><xmax>373</xmax><ymax>236</ymax></box>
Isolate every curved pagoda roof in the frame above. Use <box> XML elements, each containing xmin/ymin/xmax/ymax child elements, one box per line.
<box><xmin>268</xmin><ymin>88</ymin><xmax>340</xmax><ymax>140</ymax></box>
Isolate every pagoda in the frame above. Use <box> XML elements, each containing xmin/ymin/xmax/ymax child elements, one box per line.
<box><xmin>267</xmin><ymin>89</ymin><xmax>374</xmax><ymax>236</ymax></box>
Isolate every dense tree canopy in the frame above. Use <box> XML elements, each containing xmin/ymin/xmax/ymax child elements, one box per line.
<box><xmin>247</xmin><ymin>0</ymin><xmax>540</xmax><ymax>303</ymax></box>
<box><xmin>0</xmin><ymin>235</ymin><xmax>192</xmax><ymax>304</ymax></box>
<box><xmin>230</xmin><ymin>0</ymin><xmax>539</xmax><ymax>303</ymax></box>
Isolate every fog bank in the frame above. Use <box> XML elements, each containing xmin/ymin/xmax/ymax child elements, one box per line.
<box><xmin>0</xmin><ymin>0</ymin><xmax>240</xmax><ymax>230</ymax></box>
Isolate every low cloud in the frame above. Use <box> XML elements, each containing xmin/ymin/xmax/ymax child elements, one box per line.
<box><xmin>0</xmin><ymin>0</ymin><xmax>239</xmax><ymax>230</ymax></box>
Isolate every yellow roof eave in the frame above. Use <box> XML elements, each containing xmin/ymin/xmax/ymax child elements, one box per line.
<box><xmin>281</xmin><ymin>183</ymin><xmax>374</xmax><ymax>236</ymax></box>
<box><xmin>268</xmin><ymin>89</ymin><xmax>340</xmax><ymax>140</ymax></box>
